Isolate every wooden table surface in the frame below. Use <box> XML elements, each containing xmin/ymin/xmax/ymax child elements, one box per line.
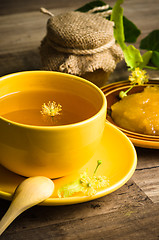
<box><xmin>0</xmin><ymin>0</ymin><xmax>159</xmax><ymax>239</ymax></box>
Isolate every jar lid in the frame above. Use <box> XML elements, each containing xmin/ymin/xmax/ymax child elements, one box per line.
<box><xmin>46</xmin><ymin>11</ymin><xmax>115</xmax><ymax>52</ymax></box>
<box><xmin>40</xmin><ymin>10</ymin><xmax>123</xmax><ymax>78</ymax></box>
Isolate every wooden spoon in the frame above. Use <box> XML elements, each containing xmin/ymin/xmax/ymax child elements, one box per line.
<box><xmin>0</xmin><ymin>176</ymin><xmax>54</xmax><ymax>235</ymax></box>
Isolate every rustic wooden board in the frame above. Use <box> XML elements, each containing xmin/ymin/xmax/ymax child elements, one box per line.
<box><xmin>133</xmin><ymin>167</ymin><xmax>159</xmax><ymax>203</ymax></box>
<box><xmin>3</xmin><ymin>204</ymin><xmax>157</xmax><ymax>240</ymax></box>
<box><xmin>0</xmin><ymin>0</ymin><xmax>95</xmax><ymax>15</ymax></box>
<box><xmin>132</xmin><ymin>148</ymin><xmax>159</xmax><ymax>203</ymax></box>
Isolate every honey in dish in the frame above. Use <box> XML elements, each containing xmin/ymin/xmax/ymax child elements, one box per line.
<box><xmin>111</xmin><ymin>86</ymin><xmax>159</xmax><ymax>135</ymax></box>
<box><xmin>0</xmin><ymin>90</ymin><xmax>97</xmax><ymax>126</ymax></box>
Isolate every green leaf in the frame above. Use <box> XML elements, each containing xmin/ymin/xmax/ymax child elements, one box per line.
<box><xmin>111</xmin><ymin>0</ymin><xmax>126</xmax><ymax>50</ymax></box>
<box><xmin>75</xmin><ymin>0</ymin><xmax>106</xmax><ymax>12</ymax></box>
<box><xmin>110</xmin><ymin>0</ymin><xmax>143</xmax><ymax>69</ymax></box>
<box><xmin>123</xmin><ymin>16</ymin><xmax>141</xmax><ymax>43</ymax></box>
<box><xmin>151</xmin><ymin>51</ymin><xmax>159</xmax><ymax>67</ymax></box>
<box><xmin>111</xmin><ymin>0</ymin><xmax>140</xmax><ymax>44</ymax></box>
<box><xmin>58</xmin><ymin>179</ymin><xmax>82</xmax><ymax>198</ymax></box>
<box><xmin>140</xmin><ymin>30</ymin><xmax>159</xmax><ymax>51</ymax></box>
<box><xmin>123</xmin><ymin>45</ymin><xmax>143</xmax><ymax>69</ymax></box>
<box><xmin>138</xmin><ymin>51</ymin><xmax>152</xmax><ymax>69</ymax></box>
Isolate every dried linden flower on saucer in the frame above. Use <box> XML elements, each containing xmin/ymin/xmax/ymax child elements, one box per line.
<box><xmin>58</xmin><ymin>160</ymin><xmax>109</xmax><ymax>197</ymax></box>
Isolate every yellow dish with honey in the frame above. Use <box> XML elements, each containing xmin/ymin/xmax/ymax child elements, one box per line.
<box><xmin>111</xmin><ymin>86</ymin><xmax>159</xmax><ymax>135</ymax></box>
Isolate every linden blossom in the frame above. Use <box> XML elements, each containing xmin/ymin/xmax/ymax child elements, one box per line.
<box><xmin>129</xmin><ymin>68</ymin><xmax>149</xmax><ymax>85</ymax></box>
<box><xmin>119</xmin><ymin>68</ymin><xmax>149</xmax><ymax>99</ymax></box>
<box><xmin>41</xmin><ymin>101</ymin><xmax>62</xmax><ymax>117</ymax></box>
<box><xmin>80</xmin><ymin>172</ymin><xmax>109</xmax><ymax>196</ymax></box>
<box><xmin>58</xmin><ymin>160</ymin><xmax>109</xmax><ymax>198</ymax></box>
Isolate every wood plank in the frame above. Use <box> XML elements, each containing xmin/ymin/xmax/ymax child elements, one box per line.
<box><xmin>136</xmin><ymin>147</ymin><xmax>159</xmax><ymax>169</ymax></box>
<box><xmin>0</xmin><ymin>10</ymin><xmax>56</xmax><ymax>55</ymax></box>
<box><xmin>133</xmin><ymin>167</ymin><xmax>159</xmax><ymax>203</ymax></box>
<box><xmin>0</xmin><ymin>0</ymin><xmax>101</xmax><ymax>15</ymax></box>
<box><xmin>1</xmin><ymin>203</ymin><xmax>158</xmax><ymax>240</ymax></box>
<box><xmin>0</xmin><ymin>50</ymin><xmax>41</xmax><ymax>77</ymax></box>
<box><xmin>130</xmin><ymin>148</ymin><xmax>159</xmax><ymax>204</ymax></box>
<box><xmin>132</xmin><ymin>147</ymin><xmax>159</xmax><ymax>203</ymax></box>
<box><xmin>0</xmin><ymin>180</ymin><xmax>152</xmax><ymax>235</ymax></box>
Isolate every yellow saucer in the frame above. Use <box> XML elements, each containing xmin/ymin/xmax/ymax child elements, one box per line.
<box><xmin>0</xmin><ymin>123</ymin><xmax>137</xmax><ymax>206</ymax></box>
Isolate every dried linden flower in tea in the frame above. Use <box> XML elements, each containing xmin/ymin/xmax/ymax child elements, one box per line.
<box><xmin>41</xmin><ymin>101</ymin><xmax>62</xmax><ymax>117</ymax></box>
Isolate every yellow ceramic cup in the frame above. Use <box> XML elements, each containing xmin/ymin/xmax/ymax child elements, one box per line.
<box><xmin>0</xmin><ymin>71</ymin><xmax>107</xmax><ymax>178</ymax></box>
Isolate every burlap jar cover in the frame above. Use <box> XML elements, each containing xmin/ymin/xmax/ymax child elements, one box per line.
<box><xmin>40</xmin><ymin>11</ymin><xmax>123</xmax><ymax>87</ymax></box>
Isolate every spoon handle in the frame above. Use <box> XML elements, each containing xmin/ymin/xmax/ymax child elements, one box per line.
<box><xmin>0</xmin><ymin>201</ymin><xmax>22</xmax><ymax>235</ymax></box>
<box><xmin>0</xmin><ymin>176</ymin><xmax>54</xmax><ymax>235</ymax></box>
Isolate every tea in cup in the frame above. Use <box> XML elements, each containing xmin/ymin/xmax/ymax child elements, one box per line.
<box><xmin>0</xmin><ymin>71</ymin><xmax>107</xmax><ymax>178</ymax></box>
